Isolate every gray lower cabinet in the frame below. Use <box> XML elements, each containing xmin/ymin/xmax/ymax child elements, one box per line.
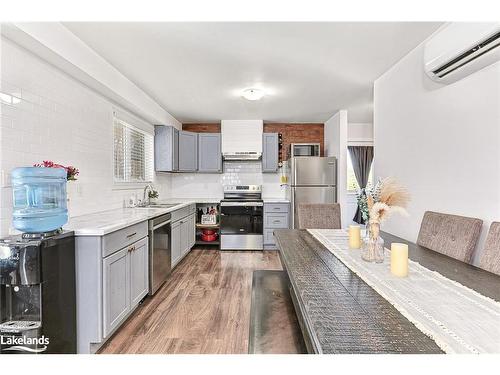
<box><xmin>198</xmin><ymin>133</ymin><xmax>222</xmax><ymax>172</ymax></box>
<box><xmin>263</xmin><ymin>202</ymin><xmax>290</xmax><ymax>249</ymax></box>
<box><xmin>103</xmin><ymin>236</ymin><xmax>148</xmax><ymax>338</ymax></box>
<box><xmin>262</xmin><ymin>133</ymin><xmax>279</xmax><ymax>172</ymax></box>
<box><xmin>102</xmin><ymin>246</ymin><xmax>130</xmax><ymax>338</ymax></box>
<box><xmin>178</xmin><ymin>131</ymin><xmax>198</xmax><ymax>171</ymax></box>
<box><xmin>130</xmin><ymin>238</ymin><xmax>149</xmax><ymax>306</ymax></box>
<box><xmin>171</xmin><ymin>206</ymin><xmax>196</xmax><ymax>268</ymax></box>
<box><xmin>75</xmin><ymin>222</ymin><xmax>149</xmax><ymax>353</ymax></box>
<box><xmin>171</xmin><ymin>220</ymin><xmax>182</xmax><ymax>267</ymax></box>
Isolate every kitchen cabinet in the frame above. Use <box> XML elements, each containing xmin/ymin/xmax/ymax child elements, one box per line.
<box><xmin>102</xmin><ymin>246</ymin><xmax>129</xmax><ymax>338</ymax></box>
<box><xmin>154</xmin><ymin>125</ymin><xmax>179</xmax><ymax>172</ymax></box>
<box><xmin>263</xmin><ymin>202</ymin><xmax>290</xmax><ymax>249</ymax></box>
<box><xmin>75</xmin><ymin>222</ymin><xmax>149</xmax><ymax>353</ymax></box>
<box><xmin>130</xmin><ymin>238</ymin><xmax>149</xmax><ymax>306</ymax></box>
<box><xmin>198</xmin><ymin>133</ymin><xmax>222</xmax><ymax>172</ymax></box>
<box><xmin>178</xmin><ymin>131</ymin><xmax>198</xmax><ymax>172</ymax></box>
<box><xmin>171</xmin><ymin>220</ymin><xmax>182</xmax><ymax>267</ymax></box>
<box><xmin>262</xmin><ymin>133</ymin><xmax>279</xmax><ymax>172</ymax></box>
<box><xmin>171</xmin><ymin>205</ymin><xmax>197</xmax><ymax>268</ymax></box>
<box><xmin>102</xmin><ymin>236</ymin><xmax>148</xmax><ymax>338</ymax></box>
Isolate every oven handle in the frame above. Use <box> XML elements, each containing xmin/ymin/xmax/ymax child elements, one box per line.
<box><xmin>220</xmin><ymin>201</ymin><xmax>263</xmax><ymax>207</ymax></box>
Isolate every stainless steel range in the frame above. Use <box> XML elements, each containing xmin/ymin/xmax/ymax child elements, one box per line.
<box><xmin>220</xmin><ymin>185</ymin><xmax>263</xmax><ymax>250</ymax></box>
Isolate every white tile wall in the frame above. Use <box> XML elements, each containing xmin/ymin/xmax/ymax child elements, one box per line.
<box><xmin>168</xmin><ymin>161</ymin><xmax>286</xmax><ymax>199</ymax></box>
<box><xmin>0</xmin><ymin>38</ymin><xmax>170</xmax><ymax>236</ymax></box>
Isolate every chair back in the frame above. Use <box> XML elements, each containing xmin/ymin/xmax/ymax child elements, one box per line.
<box><xmin>479</xmin><ymin>222</ymin><xmax>500</xmax><ymax>275</ymax></box>
<box><xmin>417</xmin><ymin>211</ymin><xmax>482</xmax><ymax>263</ymax></box>
<box><xmin>296</xmin><ymin>203</ymin><xmax>341</xmax><ymax>229</ymax></box>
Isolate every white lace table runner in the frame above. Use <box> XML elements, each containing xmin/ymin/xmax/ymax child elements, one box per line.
<box><xmin>308</xmin><ymin>229</ymin><xmax>500</xmax><ymax>354</ymax></box>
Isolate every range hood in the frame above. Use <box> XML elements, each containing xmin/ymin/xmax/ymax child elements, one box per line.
<box><xmin>221</xmin><ymin>120</ymin><xmax>263</xmax><ymax>161</ymax></box>
<box><xmin>222</xmin><ymin>151</ymin><xmax>261</xmax><ymax>160</ymax></box>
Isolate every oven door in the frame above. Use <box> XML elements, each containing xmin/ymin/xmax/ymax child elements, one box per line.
<box><xmin>220</xmin><ymin>202</ymin><xmax>263</xmax><ymax>235</ymax></box>
<box><xmin>220</xmin><ymin>202</ymin><xmax>263</xmax><ymax>250</ymax></box>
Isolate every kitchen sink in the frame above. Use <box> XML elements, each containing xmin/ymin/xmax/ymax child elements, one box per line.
<box><xmin>136</xmin><ymin>203</ymin><xmax>181</xmax><ymax>209</ymax></box>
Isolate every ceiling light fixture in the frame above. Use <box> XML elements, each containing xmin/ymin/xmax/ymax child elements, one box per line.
<box><xmin>241</xmin><ymin>88</ymin><xmax>265</xmax><ymax>101</ymax></box>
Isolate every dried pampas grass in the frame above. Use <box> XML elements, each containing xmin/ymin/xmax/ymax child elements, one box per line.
<box><xmin>378</xmin><ymin>177</ymin><xmax>411</xmax><ymax>209</ymax></box>
<box><xmin>368</xmin><ymin>178</ymin><xmax>410</xmax><ymax>225</ymax></box>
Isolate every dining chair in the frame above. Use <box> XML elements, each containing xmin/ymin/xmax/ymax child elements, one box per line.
<box><xmin>479</xmin><ymin>222</ymin><xmax>500</xmax><ymax>275</ymax></box>
<box><xmin>416</xmin><ymin>211</ymin><xmax>483</xmax><ymax>263</ymax></box>
<box><xmin>296</xmin><ymin>203</ymin><xmax>341</xmax><ymax>229</ymax></box>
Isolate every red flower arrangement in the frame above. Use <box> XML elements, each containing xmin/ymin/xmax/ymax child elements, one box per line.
<box><xmin>34</xmin><ymin>160</ymin><xmax>80</xmax><ymax>181</ymax></box>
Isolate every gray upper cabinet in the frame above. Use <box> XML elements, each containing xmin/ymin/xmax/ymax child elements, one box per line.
<box><xmin>154</xmin><ymin>125</ymin><xmax>179</xmax><ymax>172</ymax></box>
<box><xmin>198</xmin><ymin>133</ymin><xmax>222</xmax><ymax>173</ymax></box>
<box><xmin>262</xmin><ymin>133</ymin><xmax>279</xmax><ymax>172</ymax></box>
<box><xmin>178</xmin><ymin>131</ymin><xmax>198</xmax><ymax>172</ymax></box>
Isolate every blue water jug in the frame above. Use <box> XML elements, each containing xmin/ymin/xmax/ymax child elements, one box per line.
<box><xmin>11</xmin><ymin>167</ymin><xmax>68</xmax><ymax>233</ymax></box>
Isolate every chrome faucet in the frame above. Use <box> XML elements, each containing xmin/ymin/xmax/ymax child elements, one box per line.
<box><xmin>141</xmin><ymin>184</ymin><xmax>154</xmax><ymax>206</ymax></box>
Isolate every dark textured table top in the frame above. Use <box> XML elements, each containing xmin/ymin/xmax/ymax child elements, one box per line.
<box><xmin>274</xmin><ymin>229</ymin><xmax>500</xmax><ymax>354</ymax></box>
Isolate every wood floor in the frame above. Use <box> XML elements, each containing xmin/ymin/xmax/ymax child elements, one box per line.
<box><xmin>99</xmin><ymin>248</ymin><xmax>282</xmax><ymax>354</ymax></box>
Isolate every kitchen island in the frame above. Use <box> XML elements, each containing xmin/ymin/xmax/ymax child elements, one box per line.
<box><xmin>274</xmin><ymin>229</ymin><xmax>500</xmax><ymax>354</ymax></box>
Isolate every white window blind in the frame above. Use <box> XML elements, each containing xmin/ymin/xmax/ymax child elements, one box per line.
<box><xmin>113</xmin><ymin>117</ymin><xmax>153</xmax><ymax>184</ymax></box>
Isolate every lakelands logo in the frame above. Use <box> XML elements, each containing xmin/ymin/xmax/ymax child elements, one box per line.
<box><xmin>1</xmin><ymin>334</ymin><xmax>49</xmax><ymax>353</ymax></box>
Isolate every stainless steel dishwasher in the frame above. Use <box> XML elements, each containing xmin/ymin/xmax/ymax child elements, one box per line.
<box><xmin>148</xmin><ymin>213</ymin><xmax>171</xmax><ymax>295</ymax></box>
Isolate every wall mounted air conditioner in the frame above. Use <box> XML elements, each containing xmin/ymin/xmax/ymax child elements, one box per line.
<box><xmin>424</xmin><ymin>22</ymin><xmax>500</xmax><ymax>84</ymax></box>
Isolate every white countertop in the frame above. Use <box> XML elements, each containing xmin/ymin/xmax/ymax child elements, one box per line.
<box><xmin>65</xmin><ymin>200</ymin><xmax>200</xmax><ymax>236</ymax></box>
<box><xmin>160</xmin><ymin>197</ymin><xmax>222</xmax><ymax>204</ymax></box>
<box><xmin>65</xmin><ymin>197</ymin><xmax>289</xmax><ymax>236</ymax></box>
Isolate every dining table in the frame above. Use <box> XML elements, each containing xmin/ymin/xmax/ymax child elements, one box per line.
<box><xmin>274</xmin><ymin>229</ymin><xmax>500</xmax><ymax>354</ymax></box>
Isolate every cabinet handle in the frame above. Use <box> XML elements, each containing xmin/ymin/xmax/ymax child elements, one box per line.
<box><xmin>273</xmin><ymin>207</ymin><xmax>280</xmax><ymax>210</ymax></box>
<box><xmin>273</xmin><ymin>220</ymin><xmax>281</xmax><ymax>223</ymax></box>
<box><xmin>126</xmin><ymin>232</ymin><xmax>137</xmax><ymax>239</ymax></box>
<box><xmin>128</xmin><ymin>246</ymin><xmax>135</xmax><ymax>252</ymax></box>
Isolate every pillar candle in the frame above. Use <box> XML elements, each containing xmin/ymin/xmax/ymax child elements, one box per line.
<box><xmin>391</xmin><ymin>243</ymin><xmax>409</xmax><ymax>277</ymax></box>
<box><xmin>348</xmin><ymin>225</ymin><xmax>361</xmax><ymax>249</ymax></box>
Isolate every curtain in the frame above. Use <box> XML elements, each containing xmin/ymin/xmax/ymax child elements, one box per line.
<box><xmin>348</xmin><ymin>146</ymin><xmax>374</xmax><ymax>224</ymax></box>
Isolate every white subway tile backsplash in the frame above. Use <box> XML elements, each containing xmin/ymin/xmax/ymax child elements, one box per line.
<box><xmin>0</xmin><ymin>37</ymin><xmax>171</xmax><ymax>237</ymax></box>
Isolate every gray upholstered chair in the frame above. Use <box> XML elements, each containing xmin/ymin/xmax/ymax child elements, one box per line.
<box><xmin>417</xmin><ymin>211</ymin><xmax>483</xmax><ymax>263</ymax></box>
<box><xmin>479</xmin><ymin>222</ymin><xmax>500</xmax><ymax>275</ymax></box>
<box><xmin>296</xmin><ymin>203</ymin><xmax>341</xmax><ymax>229</ymax></box>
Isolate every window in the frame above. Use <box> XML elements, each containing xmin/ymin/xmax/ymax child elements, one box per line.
<box><xmin>113</xmin><ymin>117</ymin><xmax>153</xmax><ymax>184</ymax></box>
<box><xmin>347</xmin><ymin>151</ymin><xmax>373</xmax><ymax>192</ymax></box>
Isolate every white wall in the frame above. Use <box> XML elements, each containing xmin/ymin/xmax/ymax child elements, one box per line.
<box><xmin>1</xmin><ymin>22</ymin><xmax>181</xmax><ymax>129</ymax></box>
<box><xmin>167</xmin><ymin>161</ymin><xmax>286</xmax><ymax>199</ymax></box>
<box><xmin>324</xmin><ymin>110</ymin><xmax>348</xmax><ymax>227</ymax></box>
<box><xmin>374</xmin><ymin>41</ymin><xmax>500</xmax><ymax>264</ymax></box>
<box><xmin>348</xmin><ymin>122</ymin><xmax>373</xmax><ymax>142</ymax></box>
<box><xmin>0</xmin><ymin>38</ymin><xmax>172</xmax><ymax>236</ymax></box>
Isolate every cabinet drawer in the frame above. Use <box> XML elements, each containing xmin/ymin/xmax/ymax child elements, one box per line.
<box><xmin>103</xmin><ymin>221</ymin><xmax>148</xmax><ymax>258</ymax></box>
<box><xmin>265</xmin><ymin>213</ymin><xmax>289</xmax><ymax>228</ymax></box>
<box><xmin>171</xmin><ymin>204</ymin><xmax>196</xmax><ymax>222</ymax></box>
<box><xmin>264</xmin><ymin>203</ymin><xmax>289</xmax><ymax>213</ymax></box>
<box><xmin>264</xmin><ymin>229</ymin><xmax>276</xmax><ymax>245</ymax></box>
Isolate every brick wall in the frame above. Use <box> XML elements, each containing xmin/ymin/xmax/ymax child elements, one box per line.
<box><xmin>263</xmin><ymin>123</ymin><xmax>324</xmax><ymax>158</ymax></box>
<box><xmin>182</xmin><ymin>123</ymin><xmax>220</xmax><ymax>133</ymax></box>
<box><xmin>182</xmin><ymin>122</ymin><xmax>325</xmax><ymax>159</ymax></box>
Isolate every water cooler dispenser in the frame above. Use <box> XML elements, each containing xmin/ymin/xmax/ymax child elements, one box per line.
<box><xmin>0</xmin><ymin>167</ymin><xmax>76</xmax><ymax>354</ymax></box>
<box><xmin>0</xmin><ymin>231</ymin><xmax>76</xmax><ymax>353</ymax></box>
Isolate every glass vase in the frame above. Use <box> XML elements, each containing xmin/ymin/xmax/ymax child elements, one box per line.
<box><xmin>361</xmin><ymin>222</ymin><xmax>385</xmax><ymax>263</ymax></box>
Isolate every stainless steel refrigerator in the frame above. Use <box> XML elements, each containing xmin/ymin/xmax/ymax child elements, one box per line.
<box><xmin>289</xmin><ymin>156</ymin><xmax>337</xmax><ymax>228</ymax></box>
